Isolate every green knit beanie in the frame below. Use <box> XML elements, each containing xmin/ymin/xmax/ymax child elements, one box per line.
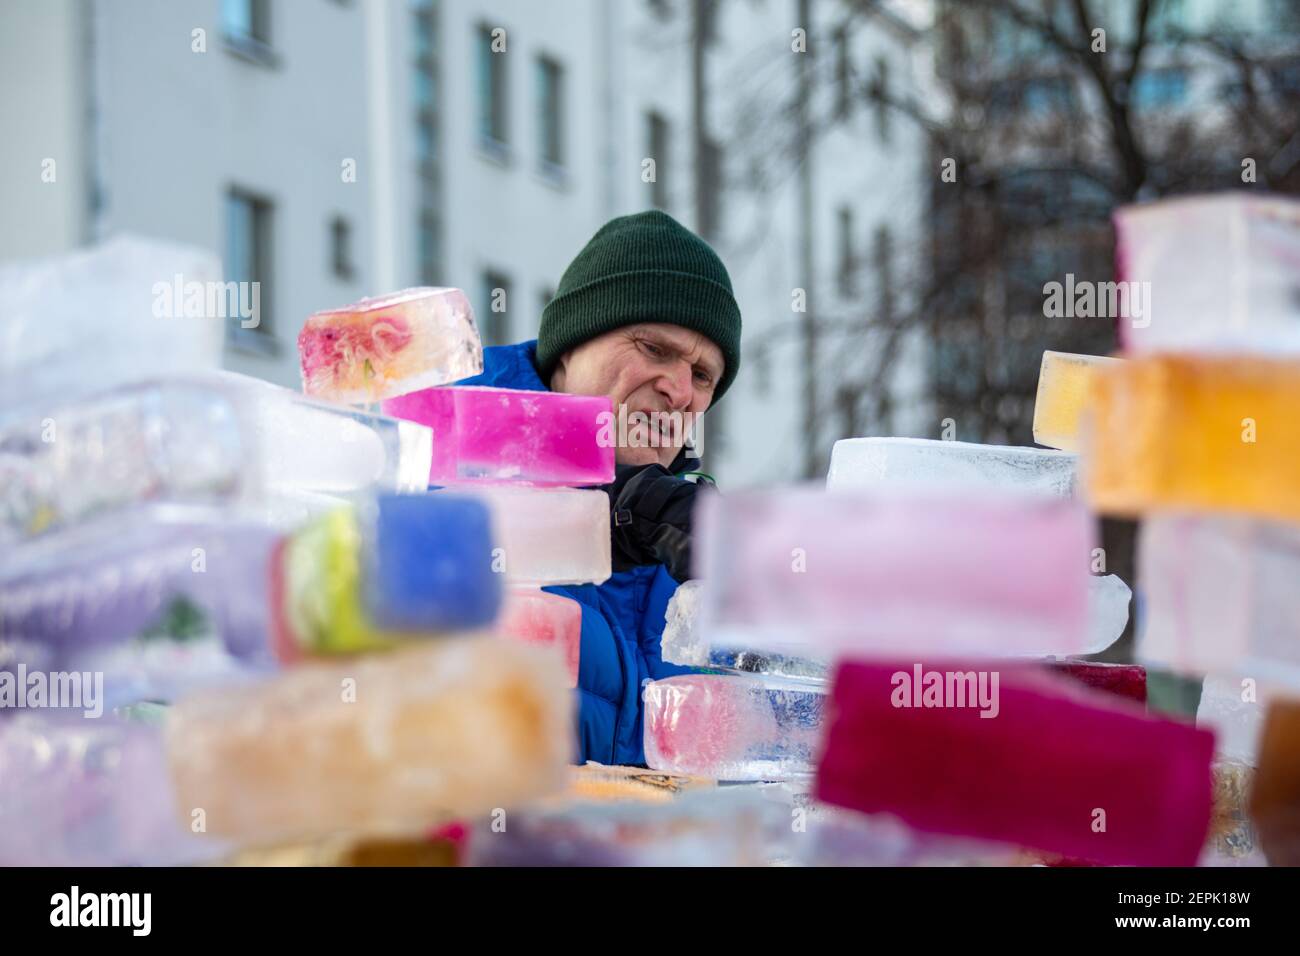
<box><xmin>537</xmin><ymin>210</ymin><xmax>742</xmax><ymax>405</ymax></box>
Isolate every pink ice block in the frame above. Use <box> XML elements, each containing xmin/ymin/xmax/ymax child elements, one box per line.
<box><xmin>382</xmin><ymin>385</ymin><xmax>615</xmax><ymax>486</ymax></box>
<box><xmin>815</xmin><ymin>660</ymin><xmax>1215</xmax><ymax>866</ymax></box>
<box><xmin>697</xmin><ymin>487</ymin><xmax>1093</xmax><ymax>659</ymax></box>
<box><xmin>497</xmin><ymin>588</ymin><xmax>582</xmax><ymax>687</ymax></box>
<box><xmin>298</xmin><ymin>287</ymin><xmax>483</xmax><ymax>403</ymax></box>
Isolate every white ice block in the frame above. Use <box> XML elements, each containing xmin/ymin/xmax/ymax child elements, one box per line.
<box><xmin>827</xmin><ymin>437</ymin><xmax>1077</xmax><ymax>497</ymax></box>
<box><xmin>1196</xmin><ymin>674</ymin><xmax>1272</xmax><ymax>766</ymax></box>
<box><xmin>467</xmin><ymin>487</ymin><xmax>611</xmax><ymax>586</ymax></box>
<box><xmin>1115</xmin><ymin>193</ymin><xmax>1300</xmax><ymax>355</ymax></box>
<box><xmin>1138</xmin><ymin>514</ymin><xmax>1300</xmax><ymax>686</ymax></box>
<box><xmin>0</xmin><ymin>371</ymin><xmax>432</xmax><ymax>557</ymax></box>
<box><xmin>1086</xmin><ymin>573</ymin><xmax>1131</xmax><ymax>655</ymax></box>
<box><xmin>0</xmin><ymin>235</ymin><xmax>226</xmax><ymax>409</ymax></box>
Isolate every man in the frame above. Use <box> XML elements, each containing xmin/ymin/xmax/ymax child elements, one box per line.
<box><xmin>455</xmin><ymin>209</ymin><xmax>742</xmax><ymax>765</ymax></box>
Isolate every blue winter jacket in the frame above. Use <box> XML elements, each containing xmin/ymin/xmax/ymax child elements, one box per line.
<box><xmin>454</xmin><ymin>340</ymin><xmax>695</xmax><ymax>765</ymax></box>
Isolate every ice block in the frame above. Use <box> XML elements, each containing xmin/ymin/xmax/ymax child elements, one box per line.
<box><xmin>643</xmin><ymin>674</ymin><xmax>827</xmax><ymax>781</ymax></box>
<box><xmin>1043</xmin><ymin>660</ymin><xmax>1146</xmax><ymax>706</ymax></box>
<box><xmin>468</xmin><ymin>486</ymin><xmax>611</xmax><ymax>585</ymax></box>
<box><xmin>272</xmin><ymin>494</ymin><xmax>501</xmax><ymax>660</ymax></box>
<box><xmin>464</xmin><ymin>785</ymin><xmax>788</xmax><ymax>866</ymax></box>
<box><xmin>1032</xmin><ymin>350</ymin><xmax>1123</xmax><ymax>452</ymax></box>
<box><xmin>1197</xmin><ymin>674</ymin><xmax>1270</xmax><ymax>765</ymax></box>
<box><xmin>298</xmin><ymin>287</ymin><xmax>483</xmax><ymax>404</ymax></box>
<box><xmin>815</xmin><ymin>660</ymin><xmax>1215</xmax><ymax>866</ymax></box>
<box><xmin>1084</xmin><ymin>355</ymin><xmax>1300</xmax><ymax>523</ymax></box>
<box><xmin>564</xmin><ymin>762</ymin><xmax>716</xmax><ymax>804</ymax></box>
<box><xmin>0</xmin><ymin>235</ymin><xmax>225</xmax><ymax>410</ymax></box>
<box><xmin>1203</xmin><ymin>761</ymin><xmax>1262</xmax><ymax>866</ymax></box>
<box><xmin>1115</xmin><ymin>193</ymin><xmax>1300</xmax><ymax>355</ymax></box>
<box><xmin>166</xmin><ymin>638</ymin><xmax>572</xmax><ymax>844</ymax></box>
<box><xmin>827</xmin><ymin>437</ymin><xmax>1077</xmax><ymax>497</ymax></box>
<box><xmin>1137</xmin><ymin>514</ymin><xmax>1300</xmax><ymax>684</ymax></box>
<box><xmin>0</xmin><ymin>714</ymin><xmax>228</xmax><ymax>866</ymax></box>
<box><xmin>0</xmin><ymin>371</ymin><xmax>432</xmax><ymax>554</ymax></box>
<box><xmin>382</xmin><ymin>385</ymin><xmax>615</xmax><ymax>487</ymax></box>
<box><xmin>1248</xmin><ymin>700</ymin><xmax>1300</xmax><ymax>866</ymax></box>
<box><xmin>696</xmin><ymin>487</ymin><xmax>1093</xmax><ymax>659</ymax></box>
<box><xmin>497</xmin><ymin>588</ymin><xmax>582</xmax><ymax>687</ymax></box>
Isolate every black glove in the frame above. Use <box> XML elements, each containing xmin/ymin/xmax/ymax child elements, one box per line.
<box><xmin>598</xmin><ymin>463</ymin><xmax>713</xmax><ymax>582</ymax></box>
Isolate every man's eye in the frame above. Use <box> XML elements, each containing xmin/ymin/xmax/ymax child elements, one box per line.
<box><xmin>641</xmin><ymin>341</ymin><xmax>664</xmax><ymax>357</ymax></box>
<box><xmin>694</xmin><ymin>369</ymin><xmax>713</xmax><ymax>386</ymax></box>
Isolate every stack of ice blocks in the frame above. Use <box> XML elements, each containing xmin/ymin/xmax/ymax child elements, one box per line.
<box><xmin>375</xmin><ymin>371</ymin><xmax>616</xmax><ymax>686</ymax></box>
<box><xmin>1</xmin><ymin>254</ymin><xmax>575</xmax><ymax>865</ymax></box>
<box><xmin>1079</xmin><ymin>192</ymin><xmax>1300</xmax><ymax>865</ymax></box>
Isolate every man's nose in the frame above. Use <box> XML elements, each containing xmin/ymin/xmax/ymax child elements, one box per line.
<box><xmin>656</xmin><ymin>362</ymin><xmax>694</xmax><ymax>410</ymax></box>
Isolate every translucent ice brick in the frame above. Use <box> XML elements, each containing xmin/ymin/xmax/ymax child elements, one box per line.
<box><xmin>696</xmin><ymin>487</ymin><xmax>1093</xmax><ymax>659</ymax></box>
<box><xmin>166</xmin><ymin>638</ymin><xmax>572</xmax><ymax>845</ymax></box>
<box><xmin>643</xmin><ymin>673</ymin><xmax>827</xmax><ymax>781</ymax></box>
<box><xmin>1115</xmin><ymin>193</ymin><xmax>1300</xmax><ymax>355</ymax></box>
<box><xmin>469</xmin><ymin>486</ymin><xmax>610</xmax><ymax>585</ymax></box>
<box><xmin>298</xmin><ymin>287</ymin><xmax>483</xmax><ymax>404</ymax></box>
<box><xmin>1137</xmin><ymin>514</ymin><xmax>1300</xmax><ymax>685</ymax></box>
<box><xmin>382</xmin><ymin>385</ymin><xmax>615</xmax><ymax>487</ymax></box>
<box><xmin>827</xmin><ymin>437</ymin><xmax>1077</xmax><ymax>497</ymax></box>
<box><xmin>0</xmin><ymin>371</ymin><xmax>433</xmax><ymax>552</ymax></box>
<box><xmin>816</xmin><ymin>660</ymin><xmax>1215</xmax><ymax>867</ymax></box>
<box><xmin>1032</xmin><ymin>350</ymin><xmax>1123</xmax><ymax>452</ymax></box>
<box><xmin>1084</xmin><ymin>354</ymin><xmax>1300</xmax><ymax>523</ymax></box>
<box><xmin>497</xmin><ymin>588</ymin><xmax>582</xmax><ymax>687</ymax></box>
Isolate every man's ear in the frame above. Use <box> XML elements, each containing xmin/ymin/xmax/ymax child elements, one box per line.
<box><xmin>549</xmin><ymin>354</ymin><xmax>567</xmax><ymax>392</ymax></box>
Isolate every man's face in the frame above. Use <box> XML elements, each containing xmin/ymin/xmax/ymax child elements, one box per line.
<box><xmin>549</xmin><ymin>322</ymin><xmax>724</xmax><ymax>467</ymax></box>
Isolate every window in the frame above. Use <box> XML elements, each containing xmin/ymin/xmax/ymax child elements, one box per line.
<box><xmin>222</xmin><ymin>0</ymin><xmax>273</xmax><ymax>63</ymax></box>
<box><xmin>698</xmin><ymin>135</ymin><xmax>723</xmax><ymax>240</ymax></box>
<box><xmin>536</xmin><ymin>56</ymin><xmax>565</xmax><ymax>170</ymax></box>
<box><xmin>837</xmin><ymin>206</ymin><xmax>856</xmax><ymax>297</ymax></box>
<box><xmin>330</xmin><ymin>216</ymin><xmax>354</xmax><ymax>280</ymax></box>
<box><xmin>647</xmin><ymin>111</ymin><xmax>670</xmax><ymax>210</ymax></box>
<box><xmin>476</xmin><ymin>24</ymin><xmax>509</xmax><ymax>149</ymax></box>
<box><xmin>873</xmin><ymin>223</ymin><xmax>894</xmax><ymax>323</ymax></box>
<box><xmin>416</xmin><ymin>115</ymin><xmax>437</xmax><ymax>174</ymax></box>
<box><xmin>834</xmin><ymin>27</ymin><xmax>851</xmax><ymax>119</ymax></box>
<box><xmin>872</xmin><ymin>56</ymin><xmax>890</xmax><ymax>143</ymax></box>
<box><xmin>480</xmin><ymin>270</ymin><xmax>512</xmax><ymax>346</ymax></box>
<box><xmin>225</xmin><ymin>188</ymin><xmax>273</xmax><ymax>345</ymax></box>
<box><xmin>418</xmin><ymin>211</ymin><xmax>441</xmax><ymax>285</ymax></box>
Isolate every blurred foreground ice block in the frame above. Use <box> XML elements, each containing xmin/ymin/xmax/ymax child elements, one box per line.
<box><xmin>298</xmin><ymin>287</ymin><xmax>483</xmax><ymax>403</ymax></box>
<box><xmin>1198</xmin><ymin>674</ymin><xmax>1270</xmax><ymax>765</ymax></box>
<box><xmin>383</xmin><ymin>385</ymin><xmax>615</xmax><ymax>486</ymax></box>
<box><xmin>1032</xmin><ymin>350</ymin><xmax>1122</xmax><ymax>452</ymax></box>
<box><xmin>1115</xmin><ymin>193</ymin><xmax>1300</xmax><ymax>354</ymax></box>
<box><xmin>0</xmin><ymin>236</ymin><xmax>225</xmax><ymax>409</ymax></box>
<box><xmin>272</xmin><ymin>494</ymin><xmax>501</xmax><ymax>660</ymax></box>
<box><xmin>0</xmin><ymin>371</ymin><xmax>432</xmax><ymax>551</ymax></box>
<box><xmin>469</xmin><ymin>486</ymin><xmax>610</xmax><ymax>585</ymax></box>
<box><xmin>643</xmin><ymin>674</ymin><xmax>827</xmax><ymax>781</ymax></box>
<box><xmin>168</xmin><ymin>639</ymin><xmax>571</xmax><ymax>845</ymax></box>
<box><xmin>816</xmin><ymin>660</ymin><xmax>1215</xmax><ymax>867</ymax></box>
<box><xmin>1249</xmin><ymin>700</ymin><xmax>1300</xmax><ymax>866</ymax></box>
<box><xmin>696</xmin><ymin>488</ymin><xmax>1092</xmax><ymax>659</ymax></box>
<box><xmin>0</xmin><ymin>715</ymin><xmax>227</xmax><ymax>866</ymax></box>
<box><xmin>1044</xmin><ymin>659</ymin><xmax>1146</xmax><ymax>706</ymax></box>
<box><xmin>465</xmin><ymin>786</ymin><xmax>787</xmax><ymax>866</ymax></box>
<box><xmin>827</xmin><ymin>437</ymin><xmax>1076</xmax><ymax>497</ymax></box>
<box><xmin>1085</xmin><ymin>355</ymin><xmax>1300</xmax><ymax>522</ymax></box>
<box><xmin>1138</xmin><ymin>514</ymin><xmax>1300</xmax><ymax>685</ymax></box>
<box><xmin>665</xmin><ymin>573</ymin><xmax>1127</xmax><ymax>675</ymax></box>
<box><xmin>497</xmin><ymin>588</ymin><xmax>582</xmax><ymax>687</ymax></box>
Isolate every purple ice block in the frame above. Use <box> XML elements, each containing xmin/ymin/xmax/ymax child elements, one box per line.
<box><xmin>381</xmin><ymin>385</ymin><xmax>615</xmax><ymax>487</ymax></box>
<box><xmin>696</xmin><ymin>486</ymin><xmax>1094</xmax><ymax>659</ymax></box>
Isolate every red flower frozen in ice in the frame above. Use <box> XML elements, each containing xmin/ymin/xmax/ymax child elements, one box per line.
<box><xmin>299</xmin><ymin>313</ymin><xmax>414</xmax><ymax>386</ymax></box>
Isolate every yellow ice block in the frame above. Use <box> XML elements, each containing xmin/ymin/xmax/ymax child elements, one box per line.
<box><xmin>1032</xmin><ymin>350</ymin><xmax>1123</xmax><ymax>452</ymax></box>
<box><xmin>1084</xmin><ymin>354</ymin><xmax>1300</xmax><ymax>521</ymax></box>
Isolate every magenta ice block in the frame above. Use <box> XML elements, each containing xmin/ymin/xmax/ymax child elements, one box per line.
<box><xmin>497</xmin><ymin>588</ymin><xmax>582</xmax><ymax>687</ymax></box>
<box><xmin>382</xmin><ymin>386</ymin><xmax>615</xmax><ymax>487</ymax></box>
<box><xmin>815</xmin><ymin>660</ymin><xmax>1215</xmax><ymax>866</ymax></box>
<box><xmin>696</xmin><ymin>487</ymin><xmax>1093</xmax><ymax>659</ymax></box>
